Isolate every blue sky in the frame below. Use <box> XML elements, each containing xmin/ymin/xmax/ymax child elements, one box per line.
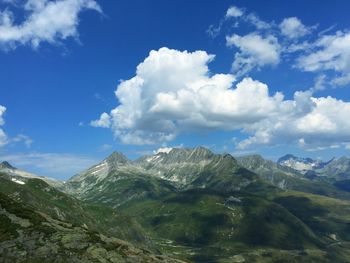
<box><xmin>1</xmin><ymin>0</ymin><xmax>350</xmax><ymax>179</ymax></box>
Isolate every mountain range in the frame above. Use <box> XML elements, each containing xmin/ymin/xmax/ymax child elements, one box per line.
<box><xmin>1</xmin><ymin>147</ymin><xmax>350</xmax><ymax>262</ymax></box>
<box><xmin>277</xmin><ymin>154</ymin><xmax>350</xmax><ymax>179</ymax></box>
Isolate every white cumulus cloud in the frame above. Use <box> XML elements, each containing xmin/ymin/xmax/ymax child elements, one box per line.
<box><xmin>238</xmin><ymin>91</ymin><xmax>350</xmax><ymax>150</ymax></box>
<box><xmin>0</xmin><ymin>0</ymin><xmax>101</xmax><ymax>49</ymax></box>
<box><xmin>0</xmin><ymin>105</ymin><xmax>6</xmax><ymax>125</ymax></box>
<box><xmin>279</xmin><ymin>17</ymin><xmax>311</xmax><ymax>39</ymax></box>
<box><xmin>90</xmin><ymin>112</ymin><xmax>110</xmax><ymax>128</ymax></box>
<box><xmin>91</xmin><ymin>47</ymin><xmax>283</xmax><ymax>145</ymax></box>
<box><xmin>225</xmin><ymin>6</ymin><xmax>244</xmax><ymax>18</ymax></box>
<box><xmin>296</xmin><ymin>31</ymin><xmax>350</xmax><ymax>86</ymax></box>
<box><xmin>92</xmin><ymin>47</ymin><xmax>350</xmax><ymax>150</ymax></box>
<box><xmin>226</xmin><ymin>33</ymin><xmax>281</xmax><ymax>76</ymax></box>
<box><xmin>154</xmin><ymin>147</ymin><xmax>173</xmax><ymax>154</ymax></box>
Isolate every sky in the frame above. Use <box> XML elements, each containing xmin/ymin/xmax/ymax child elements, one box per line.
<box><xmin>1</xmin><ymin>0</ymin><xmax>350</xmax><ymax>179</ymax></box>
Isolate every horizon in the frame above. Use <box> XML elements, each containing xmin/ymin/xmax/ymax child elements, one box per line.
<box><xmin>0</xmin><ymin>146</ymin><xmax>341</xmax><ymax>180</ymax></box>
<box><xmin>1</xmin><ymin>0</ymin><xmax>350</xmax><ymax>179</ymax></box>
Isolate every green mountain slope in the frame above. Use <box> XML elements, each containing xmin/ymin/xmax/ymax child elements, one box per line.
<box><xmin>0</xmin><ymin>192</ymin><xmax>185</xmax><ymax>263</ymax></box>
<box><xmin>64</xmin><ymin>148</ymin><xmax>350</xmax><ymax>262</ymax></box>
<box><xmin>237</xmin><ymin>155</ymin><xmax>350</xmax><ymax>200</ymax></box>
<box><xmin>0</xmin><ymin>173</ymin><xmax>150</xmax><ymax>248</ymax></box>
<box><xmin>120</xmin><ymin>188</ymin><xmax>350</xmax><ymax>262</ymax></box>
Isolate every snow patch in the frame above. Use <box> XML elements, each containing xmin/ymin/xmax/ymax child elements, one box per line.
<box><xmin>146</xmin><ymin>154</ymin><xmax>162</xmax><ymax>163</ymax></box>
<box><xmin>11</xmin><ymin>178</ymin><xmax>25</xmax><ymax>185</ymax></box>
<box><xmin>91</xmin><ymin>168</ymin><xmax>106</xmax><ymax>175</ymax></box>
<box><xmin>94</xmin><ymin>161</ymin><xmax>107</xmax><ymax>169</ymax></box>
<box><xmin>154</xmin><ymin>147</ymin><xmax>173</xmax><ymax>154</ymax></box>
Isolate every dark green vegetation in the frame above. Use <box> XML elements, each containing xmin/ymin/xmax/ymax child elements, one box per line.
<box><xmin>0</xmin><ymin>191</ymin><xmax>185</xmax><ymax>263</ymax></box>
<box><xmin>0</xmin><ymin>174</ymin><xmax>149</xmax><ymax>247</ymax></box>
<box><xmin>237</xmin><ymin>154</ymin><xmax>350</xmax><ymax>200</ymax></box>
<box><xmin>119</xmin><ymin>188</ymin><xmax>350</xmax><ymax>262</ymax></box>
<box><xmin>1</xmin><ymin>148</ymin><xmax>350</xmax><ymax>262</ymax></box>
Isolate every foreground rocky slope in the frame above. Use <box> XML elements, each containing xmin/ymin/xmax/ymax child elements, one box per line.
<box><xmin>0</xmin><ymin>191</ymin><xmax>185</xmax><ymax>263</ymax></box>
<box><xmin>0</xmin><ymin>173</ymin><xmax>150</xmax><ymax>248</ymax></box>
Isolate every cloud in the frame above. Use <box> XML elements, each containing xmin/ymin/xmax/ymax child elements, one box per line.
<box><xmin>226</xmin><ymin>6</ymin><xmax>271</xmax><ymax>29</ymax></box>
<box><xmin>0</xmin><ymin>152</ymin><xmax>99</xmax><ymax>179</ymax></box>
<box><xmin>226</xmin><ymin>6</ymin><xmax>244</xmax><ymax>18</ymax></box>
<box><xmin>0</xmin><ymin>105</ymin><xmax>7</xmax><ymax>147</ymax></box>
<box><xmin>0</xmin><ymin>104</ymin><xmax>5</xmax><ymax>126</ymax></box>
<box><xmin>90</xmin><ymin>112</ymin><xmax>110</xmax><ymax>128</ymax></box>
<box><xmin>91</xmin><ymin>47</ymin><xmax>283</xmax><ymax>145</ymax></box>
<box><xmin>207</xmin><ymin>5</ymin><xmax>271</xmax><ymax>39</ymax></box>
<box><xmin>244</xmin><ymin>13</ymin><xmax>271</xmax><ymax>30</ymax></box>
<box><xmin>154</xmin><ymin>147</ymin><xmax>173</xmax><ymax>154</ymax></box>
<box><xmin>226</xmin><ymin>33</ymin><xmax>281</xmax><ymax>76</ymax></box>
<box><xmin>279</xmin><ymin>17</ymin><xmax>311</xmax><ymax>39</ymax></box>
<box><xmin>0</xmin><ymin>105</ymin><xmax>33</xmax><ymax>148</ymax></box>
<box><xmin>237</xmin><ymin>91</ymin><xmax>350</xmax><ymax>150</ymax></box>
<box><xmin>0</xmin><ymin>0</ymin><xmax>101</xmax><ymax>50</ymax></box>
<box><xmin>210</xmin><ymin>5</ymin><xmax>338</xmax><ymax>79</ymax></box>
<box><xmin>310</xmin><ymin>74</ymin><xmax>327</xmax><ymax>92</ymax></box>
<box><xmin>296</xmin><ymin>31</ymin><xmax>350</xmax><ymax>86</ymax></box>
<box><xmin>92</xmin><ymin>47</ymin><xmax>350</xmax><ymax>150</ymax></box>
<box><xmin>12</xmin><ymin>134</ymin><xmax>33</xmax><ymax>148</ymax></box>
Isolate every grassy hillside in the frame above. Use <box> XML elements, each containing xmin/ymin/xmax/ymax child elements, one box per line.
<box><xmin>0</xmin><ymin>192</ymin><xmax>185</xmax><ymax>263</ymax></box>
<box><xmin>0</xmin><ymin>174</ymin><xmax>150</xmax><ymax>248</ymax></box>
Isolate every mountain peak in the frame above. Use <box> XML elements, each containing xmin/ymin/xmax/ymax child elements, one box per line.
<box><xmin>239</xmin><ymin>154</ymin><xmax>264</xmax><ymax>161</ymax></box>
<box><xmin>277</xmin><ymin>154</ymin><xmax>298</xmax><ymax>163</ymax></box>
<box><xmin>0</xmin><ymin>161</ymin><xmax>16</xmax><ymax>170</ymax></box>
<box><xmin>193</xmin><ymin>146</ymin><xmax>213</xmax><ymax>154</ymax></box>
<box><xmin>106</xmin><ymin>151</ymin><xmax>129</xmax><ymax>165</ymax></box>
<box><xmin>277</xmin><ymin>154</ymin><xmax>327</xmax><ymax>172</ymax></box>
<box><xmin>163</xmin><ymin>146</ymin><xmax>215</xmax><ymax>163</ymax></box>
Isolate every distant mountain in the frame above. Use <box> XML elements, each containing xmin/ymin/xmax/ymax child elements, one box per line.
<box><xmin>64</xmin><ymin>147</ymin><xmax>260</xmax><ymax>207</ymax></box>
<box><xmin>0</xmin><ymin>161</ymin><xmax>64</xmax><ymax>189</ymax></box>
<box><xmin>0</xmin><ymin>161</ymin><xmax>15</xmax><ymax>169</ymax></box>
<box><xmin>277</xmin><ymin>155</ymin><xmax>350</xmax><ymax>181</ymax></box>
<box><xmin>277</xmin><ymin>154</ymin><xmax>328</xmax><ymax>173</ymax></box>
<box><xmin>64</xmin><ymin>151</ymin><xmax>131</xmax><ymax>198</ymax></box>
<box><xmin>237</xmin><ymin>154</ymin><xmax>306</xmax><ymax>189</ymax></box>
<box><xmin>238</xmin><ymin>154</ymin><xmax>300</xmax><ymax>177</ymax></box>
<box><xmin>136</xmin><ymin>146</ymin><xmax>218</xmax><ymax>185</ymax></box>
<box><xmin>316</xmin><ymin>157</ymin><xmax>350</xmax><ymax>180</ymax></box>
<box><xmin>237</xmin><ymin>154</ymin><xmax>350</xmax><ymax>199</ymax></box>
<box><xmin>64</xmin><ymin>150</ymin><xmax>177</xmax><ymax>207</ymax></box>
